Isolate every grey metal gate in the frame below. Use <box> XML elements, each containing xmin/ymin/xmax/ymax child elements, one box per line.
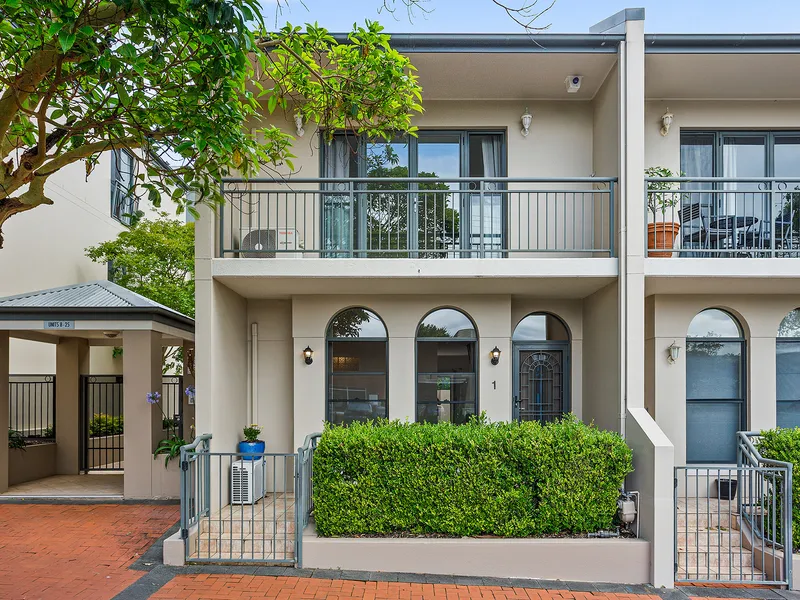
<box><xmin>80</xmin><ymin>375</ymin><xmax>124</xmax><ymax>471</ymax></box>
<box><xmin>675</xmin><ymin>432</ymin><xmax>792</xmax><ymax>586</ymax></box>
<box><xmin>180</xmin><ymin>433</ymin><xmax>320</xmax><ymax>566</ymax></box>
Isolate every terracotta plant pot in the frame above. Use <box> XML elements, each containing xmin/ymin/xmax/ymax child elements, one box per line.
<box><xmin>647</xmin><ymin>222</ymin><xmax>680</xmax><ymax>257</ymax></box>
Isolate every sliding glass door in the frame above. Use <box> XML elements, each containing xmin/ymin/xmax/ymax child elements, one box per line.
<box><xmin>322</xmin><ymin>131</ymin><xmax>506</xmax><ymax>257</ymax></box>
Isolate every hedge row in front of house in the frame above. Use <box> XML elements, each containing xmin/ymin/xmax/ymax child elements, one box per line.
<box><xmin>312</xmin><ymin>415</ymin><xmax>632</xmax><ymax>538</ymax></box>
<box><xmin>755</xmin><ymin>427</ymin><xmax>800</xmax><ymax>551</ymax></box>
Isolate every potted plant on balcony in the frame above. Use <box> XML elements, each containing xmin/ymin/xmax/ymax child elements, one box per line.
<box><xmin>646</xmin><ymin>166</ymin><xmax>682</xmax><ymax>257</ymax></box>
<box><xmin>238</xmin><ymin>424</ymin><xmax>264</xmax><ymax>460</ymax></box>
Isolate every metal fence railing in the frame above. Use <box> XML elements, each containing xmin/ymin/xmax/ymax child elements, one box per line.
<box><xmin>220</xmin><ymin>177</ymin><xmax>616</xmax><ymax>259</ymax></box>
<box><xmin>161</xmin><ymin>375</ymin><xmax>184</xmax><ymax>439</ymax></box>
<box><xmin>646</xmin><ymin>177</ymin><xmax>800</xmax><ymax>257</ymax></box>
<box><xmin>179</xmin><ymin>433</ymin><xmax>321</xmax><ymax>567</ymax></box>
<box><xmin>674</xmin><ymin>432</ymin><xmax>793</xmax><ymax>586</ymax></box>
<box><xmin>9</xmin><ymin>375</ymin><xmax>56</xmax><ymax>439</ymax></box>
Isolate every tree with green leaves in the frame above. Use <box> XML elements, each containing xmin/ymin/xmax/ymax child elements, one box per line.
<box><xmin>0</xmin><ymin>0</ymin><xmax>552</xmax><ymax>247</ymax></box>
<box><xmin>0</xmin><ymin>0</ymin><xmax>423</xmax><ymax>247</ymax></box>
<box><xmin>86</xmin><ymin>212</ymin><xmax>194</xmax><ymax>371</ymax></box>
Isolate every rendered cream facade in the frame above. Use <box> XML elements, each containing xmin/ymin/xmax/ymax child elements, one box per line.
<box><xmin>195</xmin><ymin>9</ymin><xmax>800</xmax><ymax>588</ymax></box>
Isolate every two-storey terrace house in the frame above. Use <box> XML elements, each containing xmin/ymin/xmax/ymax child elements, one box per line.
<box><xmin>189</xmin><ymin>8</ymin><xmax>800</xmax><ymax>589</ymax></box>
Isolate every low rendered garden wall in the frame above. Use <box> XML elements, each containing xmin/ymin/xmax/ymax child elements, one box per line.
<box><xmin>9</xmin><ymin>442</ymin><xmax>57</xmax><ymax>485</ymax></box>
<box><xmin>313</xmin><ymin>416</ymin><xmax>633</xmax><ymax>537</ymax></box>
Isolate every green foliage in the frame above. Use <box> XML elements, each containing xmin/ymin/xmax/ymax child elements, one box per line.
<box><xmin>162</xmin><ymin>418</ymin><xmax>178</xmax><ymax>431</ymax></box>
<box><xmin>313</xmin><ymin>415</ymin><xmax>632</xmax><ymax>537</ymax></box>
<box><xmin>8</xmin><ymin>428</ymin><xmax>26</xmax><ymax>450</ymax></box>
<box><xmin>86</xmin><ymin>213</ymin><xmax>195</xmax><ymax>317</ymax></box>
<box><xmin>0</xmin><ymin>0</ymin><xmax>422</xmax><ymax>245</ymax></box>
<box><xmin>154</xmin><ymin>435</ymin><xmax>186</xmax><ymax>467</ymax></box>
<box><xmin>755</xmin><ymin>428</ymin><xmax>800</xmax><ymax>550</ymax></box>
<box><xmin>42</xmin><ymin>426</ymin><xmax>55</xmax><ymax>439</ymax></box>
<box><xmin>645</xmin><ymin>166</ymin><xmax>683</xmax><ymax>217</ymax></box>
<box><xmin>89</xmin><ymin>414</ymin><xmax>124</xmax><ymax>437</ymax></box>
<box><xmin>243</xmin><ymin>423</ymin><xmax>262</xmax><ymax>442</ymax></box>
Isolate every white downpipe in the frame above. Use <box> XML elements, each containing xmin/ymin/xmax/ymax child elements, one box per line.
<box><xmin>618</xmin><ymin>39</ymin><xmax>628</xmax><ymax>440</ymax></box>
<box><xmin>250</xmin><ymin>322</ymin><xmax>258</xmax><ymax>426</ymax></box>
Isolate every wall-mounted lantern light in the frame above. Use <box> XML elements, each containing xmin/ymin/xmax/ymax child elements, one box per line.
<box><xmin>303</xmin><ymin>346</ymin><xmax>314</xmax><ymax>365</ymax></box>
<box><xmin>521</xmin><ymin>108</ymin><xmax>533</xmax><ymax>138</ymax></box>
<box><xmin>667</xmin><ymin>341</ymin><xmax>681</xmax><ymax>364</ymax></box>
<box><xmin>294</xmin><ymin>113</ymin><xmax>305</xmax><ymax>137</ymax></box>
<box><xmin>490</xmin><ymin>346</ymin><xmax>501</xmax><ymax>366</ymax></box>
<box><xmin>660</xmin><ymin>108</ymin><xmax>674</xmax><ymax>137</ymax></box>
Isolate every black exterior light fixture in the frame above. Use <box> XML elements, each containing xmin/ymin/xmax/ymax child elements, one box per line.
<box><xmin>490</xmin><ymin>346</ymin><xmax>501</xmax><ymax>366</ymax></box>
<box><xmin>303</xmin><ymin>346</ymin><xmax>314</xmax><ymax>365</ymax></box>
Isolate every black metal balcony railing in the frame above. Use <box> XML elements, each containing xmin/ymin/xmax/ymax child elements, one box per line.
<box><xmin>219</xmin><ymin>177</ymin><xmax>616</xmax><ymax>259</ymax></box>
<box><xmin>646</xmin><ymin>178</ymin><xmax>800</xmax><ymax>258</ymax></box>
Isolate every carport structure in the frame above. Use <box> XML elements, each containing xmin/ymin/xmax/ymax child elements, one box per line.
<box><xmin>0</xmin><ymin>281</ymin><xmax>194</xmax><ymax>499</ymax></box>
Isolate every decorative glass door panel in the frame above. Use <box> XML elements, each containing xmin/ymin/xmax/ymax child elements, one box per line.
<box><xmin>514</xmin><ymin>347</ymin><xmax>568</xmax><ymax>423</ymax></box>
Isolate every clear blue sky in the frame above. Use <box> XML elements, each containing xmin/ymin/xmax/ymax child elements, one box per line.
<box><xmin>264</xmin><ymin>0</ymin><xmax>800</xmax><ymax>34</ymax></box>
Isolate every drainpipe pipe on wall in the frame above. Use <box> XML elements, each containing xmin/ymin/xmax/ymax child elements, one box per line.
<box><xmin>250</xmin><ymin>322</ymin><xmax>258</xmax><ymax>427</ymax></box>
<box><xmin>618</xmin><ymin>37</ymin><xmax>628</xmax><ymax>440</ymax></box>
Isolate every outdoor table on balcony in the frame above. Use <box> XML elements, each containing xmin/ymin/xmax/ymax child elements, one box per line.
<box><xmin>708</xmin><ymin>215</ymin><xmax>759</xmax><ymax>253</ymax></box>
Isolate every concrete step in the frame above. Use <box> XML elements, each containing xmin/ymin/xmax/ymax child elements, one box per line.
<box><xmin>199</xmin><ymin>517</ymin><xmax>295</xmax><ymax>536</ymax></box>
<box><xmin>190</xmin><ymin>536</ymin><xmax>296</xmax><ymax>559</ymax></box>
<box><xmin>676</xmin><ymin>566</ymin><xmax>767</xmax><ymax>582</ymax></box>
<box><xmin>676</xmin><ymin>511</ymin><xmax>740</xmax><ymax>529</ymax></box>
<box><xmin>677</xmin><ymin>527</ymin><xmax>742</xmax><ymax>547</ymax></box>
<box><xmin>677</xmin><ymin>549</ymin><xmax>754</xmax><ymax>568</ymax></box>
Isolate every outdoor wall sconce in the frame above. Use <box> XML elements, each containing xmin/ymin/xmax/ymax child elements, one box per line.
<box><xmin>667</xmin><ymin>341</ymin><xmax>681</xmax><ymax>364</ymax></box>
<box><xmin>660</xmin><ymin>108</ymin><xmax>674</xmax><ymax>137</ymax></box>
<box><xmin>294</xmin><ymin>113</ymin><xmax>305</xmax><ymax>137</ymax></box>
<box><xmin>490</xmin><ymin>346</ymin><xmax>501</xmax><ymax>365</ymax></box>
<box><xmin>520</xmin><ymin>108</ymin><xmax>533</xmax><ymax>137</ymax></box>
<box><xmin>303</xmin><ymin>346</ymin><xmax>314</xmax><ymax>365</ymax></box>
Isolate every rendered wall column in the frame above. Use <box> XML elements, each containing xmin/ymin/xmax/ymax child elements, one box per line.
<box><xmin>0</xmin><ymin>332</ymin><xmax>9</xmax><ymax>492</ymax></box>
<box><xmin>123</xmin><ymin>330</ymin><xmax>162</xmax><ymax>498</ymax></box>
<box><xmin>749</xmin><ymin>336</ymin><xmax>776</xmax><ymax>431</ymax></box>
<box><xmin>55</xmin><ymin>337</ymin><xmax>89</xmax><ymax>475</ymax></box>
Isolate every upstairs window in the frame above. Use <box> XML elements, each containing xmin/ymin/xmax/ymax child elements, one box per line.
<box><xmin>111</xmin><ymin>149</ymin><xmax>137</xmax><ymax>225</ymax></box>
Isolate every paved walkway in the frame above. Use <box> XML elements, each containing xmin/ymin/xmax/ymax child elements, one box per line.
<box><xmin>1</xmin><ymin>503</ymin><xmax>799</xmax><ymax>600</ymax></box>
<box><xmin>0</xmin><ymin>503</ymin><xmax>178</xmax><ymax>599</ymax></box>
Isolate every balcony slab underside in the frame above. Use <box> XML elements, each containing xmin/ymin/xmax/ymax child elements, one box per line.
<box><xmin>645</xmin><ymin>258</ymin><xmax>800</xmax><ymax>295</ymax></box>
<box><xmin>212</xmin><ymin>258</ymin><xmax>618</xmax><ymax>299</ymax></box>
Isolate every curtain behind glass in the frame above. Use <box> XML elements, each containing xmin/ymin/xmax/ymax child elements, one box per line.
<box><xmin>469</xmin><ymin>134</ymin><xmax>503</xmax><ymax>256</ymax></box>
<box><xmin>323</xmin><ymin>137</ymin><xmax>353</xmax><ymax>255</ymax></box>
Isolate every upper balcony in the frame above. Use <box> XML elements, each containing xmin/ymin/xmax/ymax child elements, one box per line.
<box><xmin>646</xmin><ymin>177</ymin><xmax>800</xmax><ymax>259</ymax></box>
<box><xmin>218</xmin><ymin>177</ymin><xmax>616</xmax><ymax>260</ymax></box>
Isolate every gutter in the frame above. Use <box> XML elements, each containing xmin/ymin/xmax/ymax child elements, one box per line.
<box><xmin>329</xmin><ymin>32</ymin><xmax>624</xmax><ymax>53</ymax></box>
<box><xmin>645</xmin><ymin>34</ymin><xmax>800</xmax><ymax>54</ymax></box>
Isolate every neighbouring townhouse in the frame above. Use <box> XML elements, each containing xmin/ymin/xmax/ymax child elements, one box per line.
<box><xmin>0</xmin><ymin>149</ymin><xmax>196</xmax><ymax>501</ymax></box>
<box><xmin>176</xmin><ymin>6</ymin><xmax>800</xmax><ymax>590</ymax></box>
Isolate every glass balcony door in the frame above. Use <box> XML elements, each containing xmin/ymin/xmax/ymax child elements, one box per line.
<box><xmin>323</xmin><ymin>132</ymin><xmax>506</xmax><ymax>257</ymax></box>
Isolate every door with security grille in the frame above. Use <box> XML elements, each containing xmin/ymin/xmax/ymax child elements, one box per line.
<box><xmin>513</xmin><ymin>345</ymin><xmax>569</xmax><ymax>424</ymax></box>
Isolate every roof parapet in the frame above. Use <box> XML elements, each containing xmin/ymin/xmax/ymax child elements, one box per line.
<box><xmin>590</xmin><ymin>8</ymin><xmax>645</xmax><ymax>35</ymax></box>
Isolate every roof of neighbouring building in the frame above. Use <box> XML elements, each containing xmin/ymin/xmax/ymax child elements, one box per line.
<box><xmin>0</xmin><ymin>281</ymin><xmax>194</xmax><ymax>331</ymax></box>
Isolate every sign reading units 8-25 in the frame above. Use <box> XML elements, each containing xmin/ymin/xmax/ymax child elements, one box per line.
<box><xmin>44</xmin><ymin>320</ymin><xmax>74</xmax><ymax>330</ymax></box>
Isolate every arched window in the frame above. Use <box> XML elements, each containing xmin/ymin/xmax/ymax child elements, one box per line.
<box><xmin>777</xmin><ymin>309</ymin><xmax>800</xmax><ymax>428</ymax></box>
<box><xmin>326</xmin><ymin>308</ymin><xmax>388</xmax><ymax>425</ymax></box>
<box><xmin>686</xmin><ymin>309</ymin><xmax>745</xmax><ymax>464</ymax></box>
<box><xmin>416</xmin><ymin>308</ymin><xmax>477</xmax><ymax>424</ymax></box>
<box><xmin>512</xmin><ymin>313</ymin><xmax>570</xmax><ymax>423</ymax></box>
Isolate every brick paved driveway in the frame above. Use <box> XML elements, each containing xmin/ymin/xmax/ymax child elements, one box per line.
<box><xmin>0</xmin><ymin>504</ymin><xmax>795</xmax><ymax>600</ymax></box>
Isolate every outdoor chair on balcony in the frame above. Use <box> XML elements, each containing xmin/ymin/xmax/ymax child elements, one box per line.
<box><xmin>679</xmin><ymin>203</ymin><xmax>731</xmax><ymax>256</ymax></box>
<box><xmin>738</xmin><ymin>207</ymin><xmax>798</xmax><ymax>257</ymax></box>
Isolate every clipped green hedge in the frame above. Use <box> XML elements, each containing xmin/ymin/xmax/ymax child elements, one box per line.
<box><xmin>755</xmin><ymin>427</ymin><xmax>800</xmax><ymax>551</ymax></box>
<box><xmin>312</xmin><ymin>415</ymin><xmax>632</xmax><ymax>537</ymax></box>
